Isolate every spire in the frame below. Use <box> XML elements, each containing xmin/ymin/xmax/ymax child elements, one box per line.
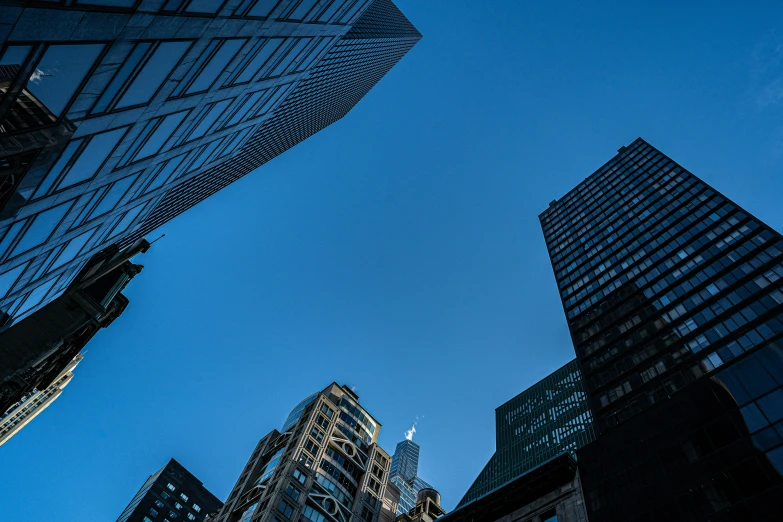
<box><xmin>405</xmin><ymin>421</ymin><xmax>416</xmax><ymax>441</ymax></box>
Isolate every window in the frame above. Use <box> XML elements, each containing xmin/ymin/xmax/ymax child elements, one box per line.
<box><xmin>155</xmin><ymin>500</ymin><xmax>165</xmax><ymax>508</ymax></box>
<box><xmin>109</xmin><ymin>203</ymin><xmax>146</xmax><ymax>238</ymax></box>
<box><xmin>315</xmin><ymin>414</ymin><xmax>330</xmax><ymax>429</ymax></box>
<box><xmin>234</xmin><ymin>0</ymin><xmax>279</xmax><ymax>17</ymax></box>
<box><xmin>278</xmin><ymin>500</ymin><xmax>294</xmax><ymax>518</ymax></box>
<box><xmin>184</xmin><ymin>0</ymin><xmax>225</xmax><ymax>13</ymax></box>
<box><xmin>9</xmin><ymin>201</ymin><xmax>72</xmax><ymax>258</ymax></box>
<box><xmin>181</xmin><ymin>99</ymin><xmax>232</xmax><ymax>143</ymax></box>
<box><xmin>175</xmin><ymin>502</ymin><xmax>183</xmax><ymax>510</ymax></box>
<box><xmin>224</xmin><ymin>89</ymin><xmax>268</xmax><ymax>127</ymax></box>
<box><xmin>144</xmin><ymin>518</ymin><xmax>154</xmax><ymax>522</ymax></box>
<box><xmin>23</xmin><ymin>44</ymin><xmax>105</xmax><ymax>117</ymax></box>
<box><xmin>217</xmin><ymin>126</ymin><xmax>254</xmax><ymax>158</ymax></box>
<box><xmin>121</xmin><ymin>110</ymin><xmax>189</xmax><ymax>164</ymax></box>
<box><xmin>161</xmin><ymin>491</ymin><xmax>170</xmax><ymax>499</ymax></box>
<box><xmin>187</xmin><ymin>514</ymin><xmax>196</xmax><ymax>521</ymax></box>
<box><xmin>174</xmin><ymin>39</ymin><xmax>246</xmax><ymax>96</ymax></box>
<box><xmin>282</xmin><ymin>0</ymin><xmax>318</xmax><ymax>20</ymax></box>
<box><xmin>321</xmin><ymin>405</ymin><xmax>334</xmax><ymax>418</ymax></box>
<box><xmin>316</xmin><ymin>0</ymin><xmax>350</xmax><ymax>22</ymax></box>
<box><xmin>230</xmin><ymin>38</ymin><xmax>285</xmax><ymax>85</ymax></box>
<box><xmin>239</xmin><ymin>503</ymin><xmax>257</xmax><ymax>522</ymax></box>
<box><xmin>86</xmin><ymin>173</ymin><xmax>139</xmax><ymax>220</ymax></box>
<box><xmin>541</xmin><ymin>509</ymin><xmax>558</xmax><ymax>522</ymax></box>
<box><xmin>184</xmin><ymin>138</ymin><xmax>224</xmax><ymax>173</ymax></box>
<box><xmin>304</xmin><ymin>438</ymin><xmax>319</xmax><ymax>456</ymax></box>
<box><xmin>78</xmin><ymin>0</ymin><xmax>137</xmax><ymax>6</ymax></box>
<box><xmin>302</xmin><ymin>505</ymin><xmax>327</xmax><ymax>522</ymax></box>
<box><xmin>285</xmin><ymin>482</ymin><xmax>301</xmax><ymax>501</ymax></box>
<box><xmin>192</xmin><ymin>504</ymin><xmax>200</xmax><ymax>512</ymax></box>
<box><xmin>293</xmin><ymin>468</ymin><xmax>306</xmax><ymax>485</ymax></box>
<box><xmin>169</xmin><ymin>510</ymin><xmax>178</xmax><ymax>519</ymax></box>
<box><xmin>167</xmin><ymin>483</ymin><xmax>176</xmax><ymax>491</ymax></box>
<box><xmin>360</xmin><ymin>506</ymin><xmax>372</xmax><ymax>522</ymax></box>
<box><xmin>142</xmin><ymin>153</ymin><xmax>188</xmax><ymax>194</ymax></box>
<box><xmin>294</xmin><ymin>38</ymin><xmax>332</xmax><ymax>73</ymax></box>
<box><xmin>150</xmin><ymin>508</ymin><xmax>159</xmax><ymax>517</ymax></box>
<box><xmin>0</xmin><ymin>264</ymin><xmax>28</xmax><ymax>300</ymax></box>
<box><xmin>114</xmin><ymin>41</ymin><xmax>193</xmax><ymax>109</ymax></box>
<box><xmin>269</xmin><ymin>39</ymin><xmax>311</xmax><ymax>77</ymax></box>
<box><xmin>310</xmin><ymin>427</ymin><xmax>324</xmax><ymax>442</ymax></box>
<box><xmin>298</xmin><ymin>454</ymin><xmax>314</xmax><ymax>468</ymax></box>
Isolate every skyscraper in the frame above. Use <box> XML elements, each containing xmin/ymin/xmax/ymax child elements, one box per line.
<box><xmin>540</xmin><ymin>138</ymin><xmax>783</xmax><ymax>520</ymax></box>
<box><xmin>389</xmin><ymin>436</ymin><xmax>435</xmax><ymax>516</ymax></box>
<box><xmin>0</xmin><ymin>0</ymin><xmax>420</xmax><ymax>333</ymax></box>
<box><xmin>457</xmin><ymin>360</ymin><xmax>594</xmax><ymax>508</ymax></box>
<box><xmin>116</xmin><ymin>457</ymin><xmax>222</xmax><ymax>522</ymax></box>
<box><xmin>214</xmin><ymin>383</ymin><xmax>399</xmax><ymax>522</ymax></box>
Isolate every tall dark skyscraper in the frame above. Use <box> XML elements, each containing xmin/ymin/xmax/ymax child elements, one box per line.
<box><xmin>540</xmin><ymin>138</ymin><xmax>783</xmax><ymax>521</ymax></box>
<box><xmin>116</xmin><ymin>457</ymin><xmax>222</xmax><ymax>522</ymax></box>
<box><xmin>0</xmin><ymin>0</ymin><xmax>420</xmax><ymax>332</ymax></box>
<box><xmin>389</xmin><ymin>436</ymin><xmax>435</xmax><ymax>516</ymax></box>
<box><xmin>214</xmin><ymin>383</ymin><xmax>399</xmax><ymax>522</ymax></box>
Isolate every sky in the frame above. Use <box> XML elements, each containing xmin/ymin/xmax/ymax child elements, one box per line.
<box><xmin>3</xmin><ymin>0</ymin><xmax>783</xmax><ymax>519</ymax></box>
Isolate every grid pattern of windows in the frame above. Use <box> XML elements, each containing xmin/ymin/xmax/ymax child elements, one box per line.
<box><xmin>457</xmin><ymin>360</ymin><xmax>595</xmax><ymax>507</ymax></box>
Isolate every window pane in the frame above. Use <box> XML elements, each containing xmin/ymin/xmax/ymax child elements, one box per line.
<box><xmin>117</xmin><ymin>41</ymin><xmax>192</xmax><ymax>108</ymax></box>
<box><xmin>0</xmin><ymin>263</ymin><xmax>26</xmax><ymax>301</ymax></box>
<box><xmin>144</xmin><ymin>153</ymin><xmax>187</xmax><ymax>194</ymax></box>
<box><xmin>87</xmin><ymin>174</ymin><xmax>139</xmax><ymax>220</ymax></box>
<box><xmin>339</xmin><ymin>0</ymin><xmax>370</xmax><ymax>23</ymax></box>
<box><xmin>232</xmin><ymin>38</ymin><xmax>284</xmax><ymax>85</ymax></box>
<box><xmin>218</xmin><ymin>126</ymin><xmax>253</xmax><ymax>158</ymax></box>
<box><xmin>295</xmin><ymin>38</ymin><xmax>331</xmax><ymax>73</ymax></box>
<box><xmin>225</xmin><ymin>90</ymin><xmax>266</xmax><ymax>127</ymax></box>
<box><xmin>77</xmin><ymin>0</ymin><xmax>136</xmax><ymax>6</ymax></box>
<box><xmin>10</xmin><ymin>201</ymin><xmax>72</xmax><ymax>257</ymax></box>
<box><xmin>33</xmin><ymin>141</ymin><xmax>81</xmax><ymax>198</ymax></box>
<box><xmin>135</xmin><ymin>111</ymin><xmax>188</xmax><ymax>160</ymax></box>
<box><xmin>57</xmin><ymin>127</ymin><xmax>127</xmax><ymax>189</ymax></box>
<box><xmin>26</xmin><ymin>44</ymin><xmax>104</xmax><ymax>116</ymax></box>
<box><xmin>758</xmin><ymin>390</ymin><xmax>783</xmax><ymax>424</ymax></box>
<box><xmin>50</xmin><ymin>228</ymin><xmax>95</xmax><ymax>271</ymax></box>
<box><xmin>285</xmin><ymin>0</ymin><xmax>318</xmax><ymax>20</ymax></box>
<box><xmin>269</xmin><ymin>39</ymin><xmax>310</xmax><ymax>77</ymax></box>
<box><xmin>186</xmin><ymin>99</ymin><xmax>231</xmax><ymax>142</ymax></box>
<box><xmin>185</xmin><ymin>0</ymin><xmax>224</xmax><ymax>13</ymax></box>
<box><xmin>187</xmin><ymin>139</ymin><xmax>223</xmax><ymax>172</ymax></box>
<box><xmin>185</xmin><ymin>39</ymin><xmax>245</xmax><ymax>94</ymax></box>
<box><xmin>318</xmin><ymin>0</ymin><xmax>348</xmax><ymax>22</ymax></box>
<box><xmin>256</xmin><ymin>83</ymin><xmax>293</xmax><ymax>116</ymax></box>
<box><xmin>110</xmin><ymin>203</ymin><xmax>146</xmax><ymax>237</ymax></box>
<box><xmin>13</xmin><ymin>276</ymin><xmax>58</xmax><ymax>318</ymax></box>
<box><xmin>247</xmin><ymin>0</ymin><xmax>278</xmax><ymax>17</ymax></box>
<box><xmin>27</xmin><ymin>44</ymin><xmax>104</xmax><ymax>116</ymax></box>
<box><xmin>92</xmin><ymin>42</ymin><xmax>152</xmax><ymax>113</ymax></box>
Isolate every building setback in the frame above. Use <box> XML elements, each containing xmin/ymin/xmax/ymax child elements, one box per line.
<box><xmin>457</xmin><ymin>359</ymin><xmax>594</xmax><ymax>508</ymax></box>
<box><xmin>540</xmin><ymin>138</ymin><xmax>783</xmax><ymax>520</ymax></box>
<box><xmin>116</xmin><ymin>457</ymin><xmax>222</xmax><ymax>522</ymax></box>
<box><xmin>0</xmin><ymin>0</ymin><xmax>420</xmax><ymax>331</ymax></box>
<box><xmin>214</xmin><ymin>383</ymin><xmax>399</xmax><ymax>522</ymax></box>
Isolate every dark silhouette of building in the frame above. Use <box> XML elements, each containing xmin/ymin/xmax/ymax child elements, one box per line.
<box><xmin>540</xmin><ymin>138</ymin><xmax>783</xmax><ymax>520</ymax></box>
<box><xmin>458</xmin><ymin>360</ymin><xmax>594</xmax><ymax>508</ymax></box>
<box><xmin>214</xmin><ymin>383</ymin><xmax>399</xmax><ymax>522</ymax></box>
<box><xmin>116</xmin><ymin>457</ymin><xmax>222</xmax><ymax>522</ymax></box>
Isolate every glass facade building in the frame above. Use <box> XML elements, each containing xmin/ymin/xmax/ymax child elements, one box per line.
<box><xmin>0</xmin><ymin>0</ymin><xmax>420</xmax><ymax>334</ymax></box>
<box><xmin>540</xmin><ymin>138</ymin><xmax>783</xmax><ymax>520</ymax></box>
<box><xmin>214</xmin><ymin>383</ymin><xmax>399</xmax><ymax>522</ymax></box>
<box><xmin>389</xmin><ymin>439</ymin><xmax>434</xmax><ymax>516</ymax></box>
<box><xmin>457</xmin><ymin>359</ymin><xmax>594</xmax><ymax>507</ymax></box>
<box><xmin>116</xmin><ymin>457</ymin><xmax>222</xmax><ymax>522</ymax></box>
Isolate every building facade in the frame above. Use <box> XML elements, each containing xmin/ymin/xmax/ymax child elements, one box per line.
<box><xmin>214</xmin><ymin>383</ymin><xmax>399</xmax><ymax>522</ymax></box>
<box><xmin>389</xmin><ymin>439</ymin><xmax>435</xmax><ymax>516</ymax></box>
<box><xmin>0</xmin><ymin>0</ymin><xmax>420</xmax><ymax>333</ymax></box>
<box><xmin>116</xmin><ymin>457</ymin><xmax>223</xmax><ymax>522</ymax></box>
<box><xmin>458</xmin><ymin>359</ymin><xmax>594</xmax><ymax>508</ymax></box>
<box><xmin>395</xmin><ymin>489</ymin><xmax>445</xmax><ymax>522</ymax></box>
<box><xmin>540</xmin><ymin>138</ymin><xmax>783</xmax><ymax>520</ymax></box>
<box><xmin>0</xmin><ymin>353</ymin><xmax>82</xmax><ymax>447</ymax></box>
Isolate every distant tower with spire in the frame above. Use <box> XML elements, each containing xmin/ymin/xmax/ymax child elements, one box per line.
<box><xmin>389</xmin><ymin>422</ymin><xmax>438</xmax><ymax>516</ymax></box>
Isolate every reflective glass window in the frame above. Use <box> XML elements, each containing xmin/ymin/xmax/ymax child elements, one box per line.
<box><xmin>184</xmin><ymin>39</ymin><xmax>245</xmax><ymax>94</ymax></box>
<box><xmin>143</xmin><ymin>153</ymin><xmax>187</xmax><ymax>194</ymax></box>
<box><xmin>758</xmin><ymin>390</ymin><xmax>783</xmax><ymax>424</ymax></box>
<box><xmin>339</xmin><ymin>0</ymin><xmax>370</xmax><ymax>23</ymax></box>
<box><xmin>77</xmin><ymin>0</ymin><xmax>136</xmax><ymax>6</ymax></box>
<box><xmin>742</xmin><ymin>403</ymin><xmax>770</xmax><ymax>433</ymax></box>
<box><xmin>218</xmin><ymin>126</ymin><xmax>253</xmax><ymax>158</ymax></box>
<box><xmin>269</xmin><ymin>39</ymin><xmax>311</xmax><ymax>77</ymax></box>
<box><xmin>255</xmin><ymin>83</ymin><xmax>293</xmax><ymax>116</ymax></box>
<box><xmin>92</xmin><ymin>42</ymin><xmax>152</xmax><ymax>114</ymax></box>
<box><xmin>25</xmin><ymin>44</ymin><xmax>104</xmax><ymax>116</ymax></box>
<box><xmin>50</xmin><ymin>228</ymin><xmax>96</xmax><ymax>272</ymax></box>
<box><xmin>248</xmin><ymin>0</ymin><xmax>278</xmax><ymax>16</ymax></box>
<box><xmin>117</xmin><ymin>41</ymin><xmax>192</xmax><ymax>108</ymax></box>
<box><xmin>317</xmin><ymin>0</ymin><xmax>348</xmax><ymax>22</ymax></box>
<box><xmin>186</xmin><ymin>139</ymin><xmax>224</xmax><ymax>172</ymax></box>
<box><xmin>33</xmin><ymin>142</ymin><xmax>80</xmax><ymax>199</ymax></box>
<box><xmin>13</xmin><ymin>276</ymin><xmax>58</xmax><ymax>319</ymax></box>
<box><xmin>56</xmin><ymin>127</ymin><xmax>128</xmax><ymax>190</ymax></box>
<box><xmin>0</xmin><ymin>45</ymin><xmax>32</xmax><ymax>98</ymax></box>
<box><xmin>295</xmin><ymin>38</ymin><xmax>331</xmax><ymax>73</ymax></box>
<box><xmin>183</xmin><ymin>99</ymin><xmax>232</xmax><ymax>142</ymax></box>
<box><xmin>163</xmin><ymin>0</ymin><xmax>185</xmax><ymax>10</ymax></box>
<box><xmin>134</xmin><ymin>110</ymin><xmax>189</xmax><ymax>161</ymax></box>
<box><xmin>110</xmin><ymin>203</ymin><xmax>146</xmax><ymax>237</ymax></box>
<box><xmin>0</xmin><ymin>221</ymin><xmax>25</xmax><ymax>259</ymax></box>
<box><xmin>185</xmin><ymin>0</ymin><xmax>224</xmax><ymax>13</ymax></box>
<box><xmin>0</xmin><ymin>263</ymin><xmax>27</xmax><ymax>301</ymax></box>
<box><xmin>225</xmin><ymin>90</ymin><xmax>267</xmax><ymax>127</ymax></box>
<box><xmin>87</xmin><ymin>174</ymin><xmax>139</xmax><ymax>220</ymax></box>
<box><xmin>283</xmin><ymin>0</ymin><xmax>318</xmax><ymax>19</ymax></box>
<box><xmin>9</xmin><ymin>201</ymin><xmax>72</xmax><ymax>258</ymax></box>
<box><xmin>231</xmin><ymin>38</ymin><xmax>284</xmax><ymax>85</ymax></box>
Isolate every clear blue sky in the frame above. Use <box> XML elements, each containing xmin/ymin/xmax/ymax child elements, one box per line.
<box><xmin>3</xmin><ymin>0</ymin><xmax>783</xmax><ymax>519</ymax></box>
